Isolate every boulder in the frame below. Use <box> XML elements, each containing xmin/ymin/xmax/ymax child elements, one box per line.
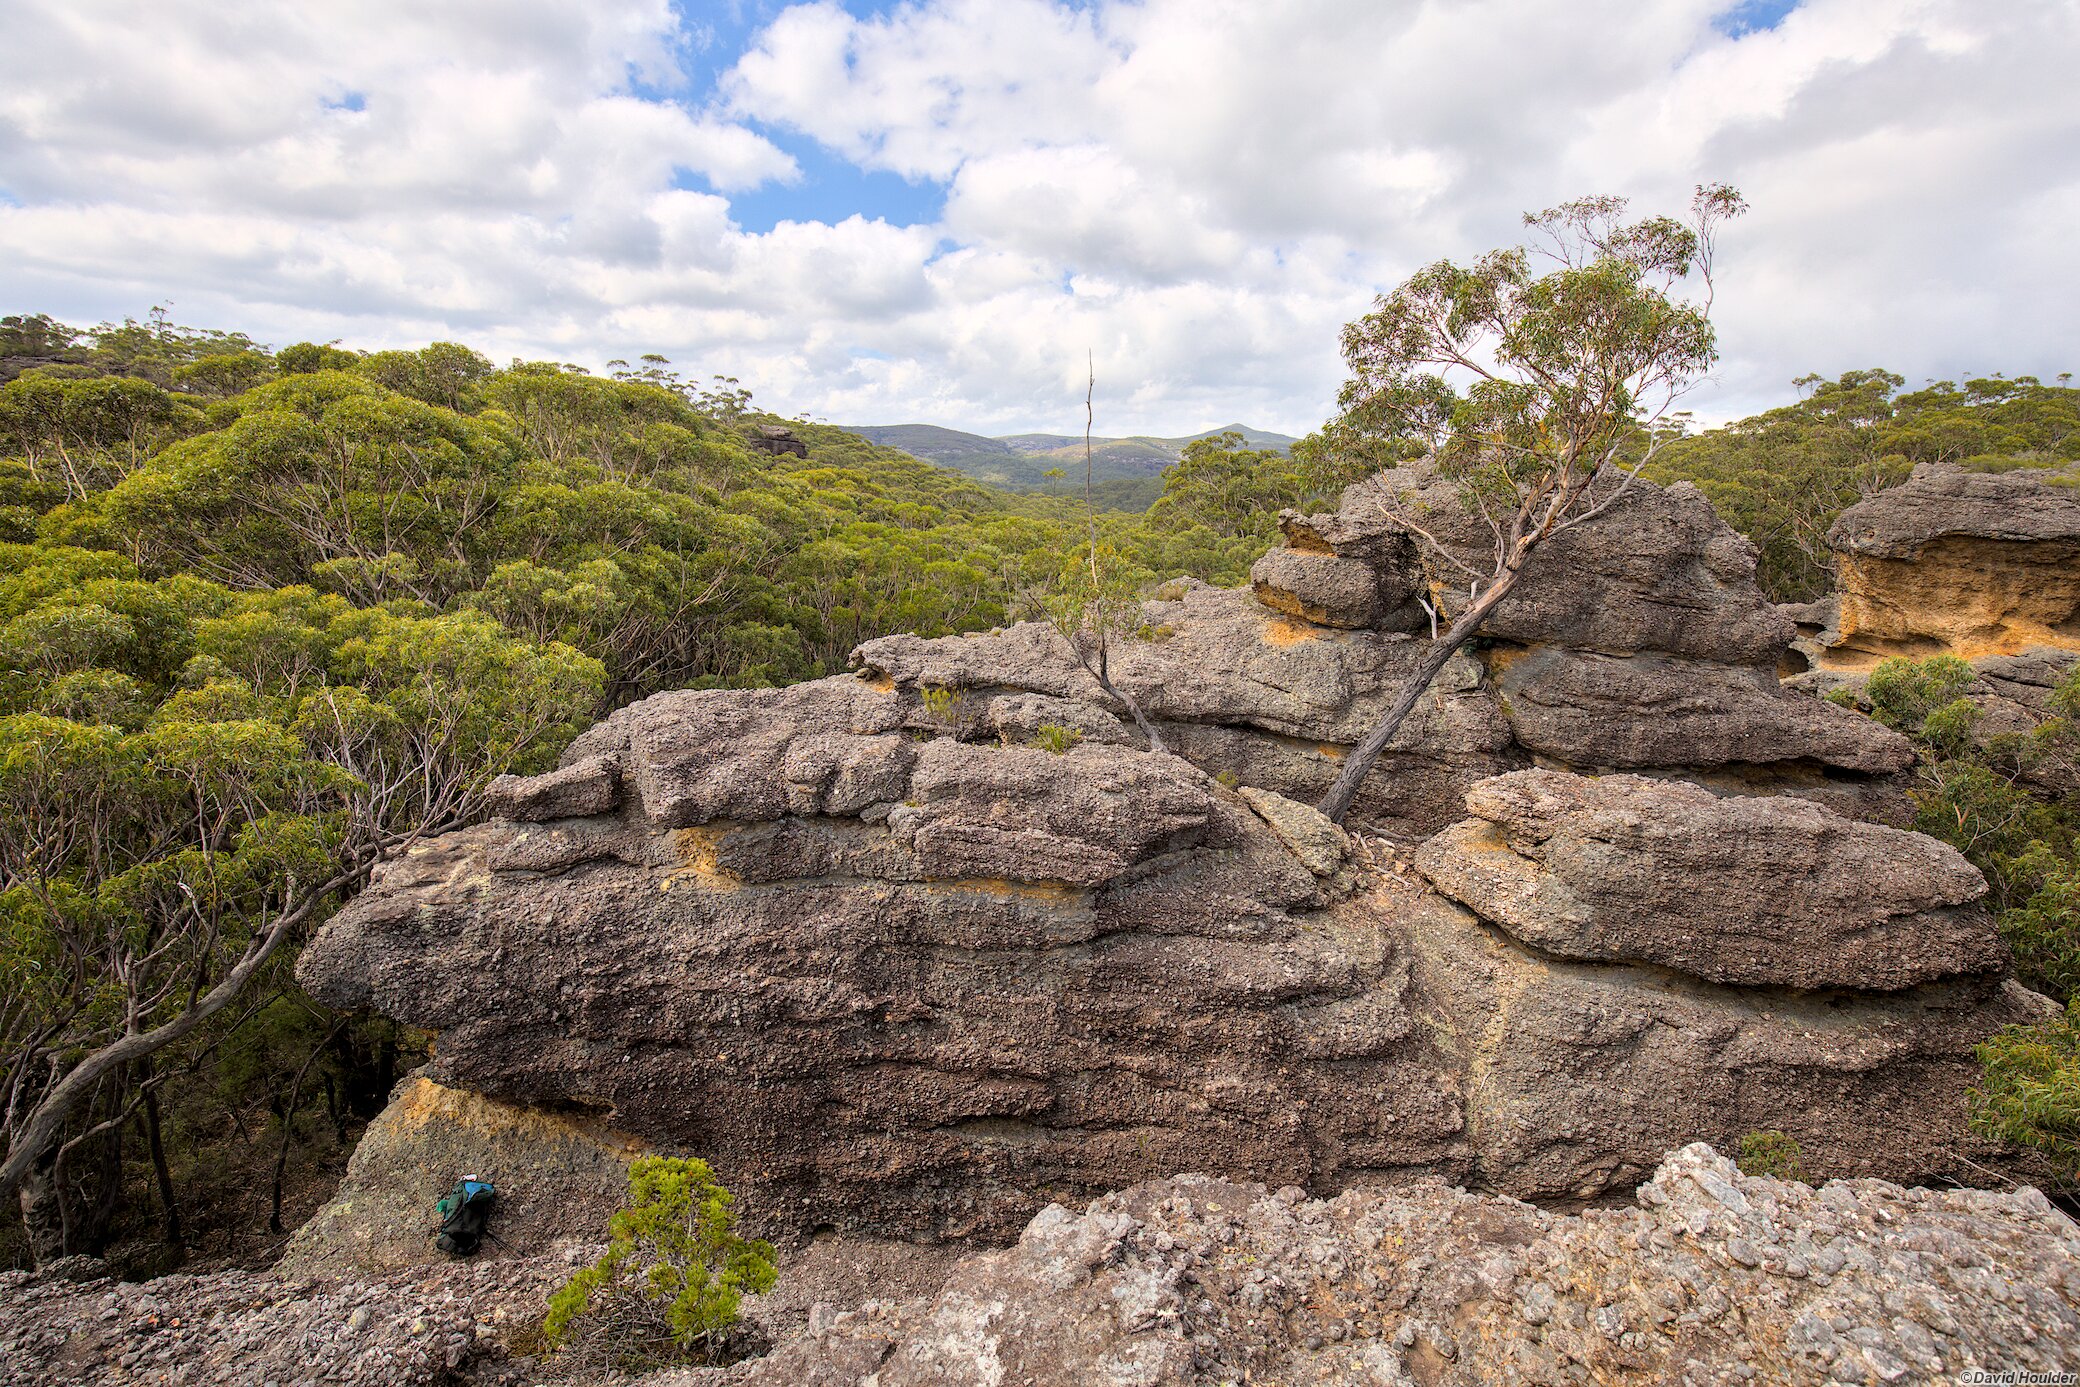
<box><xmin>741</xmin><ymin>1147</ymin><xmax>2080</xmax><ymax>1387</ymax></box>
<box><xmin>1491</xmin><ymin>645</ymin><xmax>1913</xmax><ymax>774</ymax></box>
<box><xmin>277</xmin><ymin>1073</ymin><xmax>646</xmax><ymax>1278</ymax></box>
<box><xmin>1415</xmin><ymin>769</ymin><xmax>2005</xmax><ymax>989</ymax></box>
<box><xmin>1826</xmin><ymin>462</ymin><xmax>2080</xmax><ymax>664</ymax></box>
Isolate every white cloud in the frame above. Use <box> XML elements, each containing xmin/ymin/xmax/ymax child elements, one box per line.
<box><xmin>1</xmin><ymin>0</ymin><xmax>2076</xmax><ymax>436</ymax></box>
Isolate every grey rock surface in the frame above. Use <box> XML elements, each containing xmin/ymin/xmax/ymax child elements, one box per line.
<box><xmin>1249</xmin><ymin>547</ymin><xmax>1393</xmax><ymax>629</ymax></box>
<box><xmin>713</xmin><ymin>1145</ymin><xmax>2080</xmax><ymax>1387</ymax></box>
<box><xmin>1415</xmin><ymin>769</ymin><xmax>2006</xmax><ymax>989</ymax></box>
<box><xmin>1336</xmin><ymin>465</ymin><xmax>1799</xmax><ymax>664</ymax></box>
<box><xmin>1491</xmin><ymin>646</ymin><xmax>1913</xmax><ymax>774</ymax></box>
<box><xmin>1831</xmin><ymin>461</ymin><xmax>2080</xmax><ymax>558</ymax></box>
<box><xmin>297</xmin><ymin>677</ymin><xmax>2037</xmax><ymax>1257</ymax></box>
<box><xmin>0</xmin><ymin>1255</ymin><xmax>562</xmax><ymax>1387</ymax></box>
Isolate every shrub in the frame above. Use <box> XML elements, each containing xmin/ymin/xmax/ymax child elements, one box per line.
<box><xmin>919</xmin><ymin>684</ymin><xmax>961</xmax><ymax>727</ymax></box>
<box><xmin>1033</xmin><ymin>722</ymin><xmax>1082</xmax><ymax>754</ymax></box>
<box><xmin>1972</xmin><ymin>1001</ymin><xmax>2080</xmax><ymax>1184</ymax></box>
<box><xmin>542</xmin><ymin>1156</ymin><xmax>777</xmax><ymax>1368</ymax></box>
<box><xmin>1735</xmin><ymin>1130</ymin><xmax>1806</xmax><ymax>1182</ymax></box>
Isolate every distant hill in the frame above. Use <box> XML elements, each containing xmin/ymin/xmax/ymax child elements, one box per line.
<box><xmin>844</xmin><ymin>422</ymin><xmax>1298</xmax><ymax>498</ymax></box>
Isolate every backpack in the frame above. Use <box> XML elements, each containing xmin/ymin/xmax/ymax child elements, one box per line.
<box><xmin>434</xmin><ymin>1177</ymin><xmax>496</xmax><ymax>1257</ymax></box>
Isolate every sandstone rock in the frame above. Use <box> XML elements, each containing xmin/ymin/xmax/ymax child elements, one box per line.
<box><xmin>1249</xmin><ymin>547</ymin><xmax>1396</xmax><ymax>629</ymax></box>
<box><xmin>853</xmin><ymin>467</ymin><xmax>1912</xmax><ymax>840</ymax></box>
<box><xmin>299</xmin><ymin>663</ymin><xmax>2037</xmax><ymax>1242</ymax></box>
<box><xmin>1341</xmin><ymin>465</ymin><xmax>1798</xmax><ymax>664</ymax></box>
<box><xmin>1491</xmin><ymin>645</ymin><xmax>1914</xmax><ymax>774</ymax></box>
<box><xmin>0</xmin><ymin>1255</ymin><xmax>562</xmax><ymax>1386</ymax></box>
<box><xmin>1397</xmin><ymin>877</ymin><xmax>2047</xmax><ymax>1198</ymax></box>
<box><xmin>856</xmin><ymin>583</ymin><xmax>1519</xmax><ymax>834</ymax></box>
<box><xmin>1827</xmin><ymin>462</ymin><xmax>2080</xmax><ymax>663</ymax></box>
<box><xmin>300</xmin><ymin>713</ymin><xmax>1455</xmax><ymax>1244</ymax></box>
<box><xmin>279</xmin><ymin>1073</ymin><xmax>649</xmax><ymax>1278</ymax></box>
<box><xmin>294</xmin><ymin>464</ymin><xmax>2010</xmax><ymax>1257</ymax></box>
<box><xmin>1415</xmin><ymin>769</ymin><xmax>2006</xmax><ymax>989</ymax></box>
<box><xmin>1236</xmin><ymin>785</ymin><xmax>1348</xmax><ymax>877</ymax></box>
<box><xmin>748</xmin><ymin>423</ymin><xmax>810</xmax><ymax>458</ymax></box>
<box><xmin>732</xmin><ymin>1147</ymin><xmax>2080</xmax><ymax>1387</ymax></box>
<box><xmin>484</xmin><ymin>752</ymin><xmax>620</xmax><ymax>821</ymax></box>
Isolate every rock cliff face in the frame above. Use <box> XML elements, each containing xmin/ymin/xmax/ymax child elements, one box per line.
<box><xmin>1823</xmin><ymin>462</ymin><xmax>2080</xmax><ymax>667</ymax></box>
<box><xmin>736</xmin><ymin>1145</ymin><xmax>2080</xmax><ymax>1387</ymax></box>
<box><xmin>293</xmin><ymin>467</ymin><xmax>2048</xmax><ymax>1258</ymax></box>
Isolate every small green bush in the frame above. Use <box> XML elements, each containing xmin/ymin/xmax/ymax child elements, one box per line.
<box><xmin>919</xmin><ymin>684</ymin><xmax>961</xmax><ymax>726</ymax></box>
<box><xmin>1972</xmin><ymin>1001</ymin><xmax>2080</xmax><ymax>1182</ymax></box>
<box><xmin>1735</xmin><ymin>1129</ymin><xmax>1805</xmax><ymax>1182</ymax></box>
<box><xmin>1033</xmin><ymin>722</ymin><xmax>1082</xmax><ymax>754</ymax></box>
<box><xmin>542</xmin><ymin>1155</ymin><xmax>777</xmax><ymax>1368</ymax></box>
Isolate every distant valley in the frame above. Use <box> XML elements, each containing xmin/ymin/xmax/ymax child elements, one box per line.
<box><xmin>843</xmin><ymin>422</ymin><xmax>1299</xmax><ymax>505</ymax></box>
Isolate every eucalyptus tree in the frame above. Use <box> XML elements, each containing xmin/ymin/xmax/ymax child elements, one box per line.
<box><xmin>1316</xmin><ymin>185</ymin><xmax>1746</xmax><ymax>824</ymax></box>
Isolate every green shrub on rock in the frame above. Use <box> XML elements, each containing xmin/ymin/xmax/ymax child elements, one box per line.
<box><xmin>1735</xmin><ymin>1130</ymin><xmax>1805</xmax><ymax>1182</ymax></box>
<box><xmin>542</xmin><ymin>1155</ymin><xmax>776</xmax><ymax>1368</ymax></box>
<box><xmin>1972</xmin><ymin>1001</ymin><xmax>2080</xmax><ymax>1183</ymax></box>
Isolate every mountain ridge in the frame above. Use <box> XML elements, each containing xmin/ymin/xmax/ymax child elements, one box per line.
<box><xmin>842</xmin><ymin>420</ymin><xmax>1299</xmax><ymax>493</ymax></box>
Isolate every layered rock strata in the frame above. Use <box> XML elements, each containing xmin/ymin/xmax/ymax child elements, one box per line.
<box><xmin>734</xmin><ymin>1145</ymin><xmax>2080</xmax><ymax>1387</ymax></box>
<box><xmin>293</xmin><ymin>464</ymin><xmax>2045</xmax><ymax>1255</ymax></box>
<box><xmin>1823</xmin><ymin>461</ymin><xmax>2080</xmax><ymax>667</ymax></box>
<box><xmin>297</xmin><ymin>694</ymin><xmax>2043</xmax><ymax>1251</ymax></box>
<box><xmin>1415</xmin><ymin>769</ymin><xmax>2004</xmax><ymax>989</ymax></box>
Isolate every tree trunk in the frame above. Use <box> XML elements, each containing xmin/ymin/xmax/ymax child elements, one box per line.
<box><xmin>1316</xmin><ymin>564</ymin><xmax>1528</xmax><ymax>825</ymax></box>
<box><xmin>16</xmin><ymin>1156</ymin><xmax>65</xmax><ymax>1266</ymax></box>
<box><xmin>142</xmin><ymin>1085</ymin><xmax>182</xmax><ymax>1253</ymax></box>
<box><xmin>270</xmin><ymin>1021</ymin><xmax>343</xmax><ymax>1234</ymax></box>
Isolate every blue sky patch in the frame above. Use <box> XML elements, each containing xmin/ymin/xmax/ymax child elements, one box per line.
<box><xmin>1713</xmin><ymin>0</ymin><xmax>1800</xmax><ymax>38</ymax></box>
<box><xmin>323</xmin><ymin>90</ymin><xmax>367</xmax><ymax>112</ymax></box>
<box><xmin>704</xmin><ymin>132</ymin><xmax>945</xmax><ymax>231</ymax></box>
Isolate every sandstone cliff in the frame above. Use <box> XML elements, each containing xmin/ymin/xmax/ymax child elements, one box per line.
<box><xmin>290</xmin><ymin>467</ymin><xmax>2047</xmax><ymax>1264</ymax></box>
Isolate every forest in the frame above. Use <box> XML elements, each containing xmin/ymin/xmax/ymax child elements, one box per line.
<box><xmin>0</xmin><ymin>307</ymin><xmax>2076</xmax><ymax>1272</ymax></box>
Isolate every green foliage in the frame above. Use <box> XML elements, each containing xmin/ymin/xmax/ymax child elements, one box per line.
<box><xmin>1972</xmin><ymin>1001</ymin><xmax>2080</xmax><ymax>1182</ymax></box>
<box><xmin>1033</xmin><ymin>722</ymin><xmax>1082</xmax><ymax>754</ymax></box>
<box><xmin>1847</xmin><ymin>657</ymin><xmax>2080</xmax><ymax>1003</ymax></box>
<box><xmin>1145</xmin><ymin>431</ymin><xmax>1361</xmax><ymax>543</ymax></box>
<box><xmin>919</xmin><ymin>685</ymin><xmax>961</xmax><ymax>727</ymax></box>
<box><xmin>1650</xmin><ymin>371</ymin><xmax>2080</xmax><ymax>600</ymax></box>
<box><xmin>542</xmin><ymin>1156</ymin><xmax>776</xmax><ymax>1367</ymax></box>
<box><xmin>1734</xmin><ymin>1130</ymin><xmax>1805</xmax><ymax>1183</ymax></box>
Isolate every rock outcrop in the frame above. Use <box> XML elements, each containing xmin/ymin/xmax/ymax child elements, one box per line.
<box><xmin>1824</xmin><ymin>462</ymin><xmax>2080</xmax><ymax>666</ymax></box>
<box><xmin>296</xmin><ymin>696</ymin><xmax>2043</xmax><ymax>1255</ymax></box>
<box><xmin>11</xmin><ymin>1147</ymin><xmax>2075</xmax><ymax>1386</ymax></box>
<box><xmin>277</xmin><ymin>1074</ymin><xmax>647</xmax><ymax>1280</ymax></box>
<box><xmin>0</xmin><ymin>1255</ymin><xmax>561</xmax><ymax>1387</ymax></box>
<box><xmin>283</xmin><ymin>462</ymin><xmax>2058</xmax><ymax>1268</ymax></box>
<box><xmin>1415</xmin><ymin>769</ymin><xmax>2004</xmax><ymax>989</ymax></box>
<box><xmin>734</xmin><ymin>1145</ymin><xmax>2080</xmax><ymax>1387</ymax></box>
<box><xmin>858</xmin><ymin>465</ymin><xmax>1913</xmax><ymax>838</ymax></box>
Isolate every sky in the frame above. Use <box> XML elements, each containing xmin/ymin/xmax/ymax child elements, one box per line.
<box><xmin>1</xmin><ymin>0</ymin><xmax>2075</xmax><ymax>437</ymax></box>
